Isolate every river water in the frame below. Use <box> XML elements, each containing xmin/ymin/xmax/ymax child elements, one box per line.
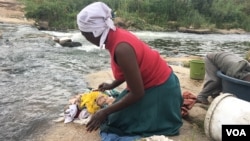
<box><xmin>0</xmin><ymin>23</ymin><xmax>250</xmax><ymax>141</ymax></box>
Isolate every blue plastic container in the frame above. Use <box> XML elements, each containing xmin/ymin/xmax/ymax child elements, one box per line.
<box><xmin>217</xmin><ymin>71</ymin><xmax>250</xmax><ymax>102</ymax></box>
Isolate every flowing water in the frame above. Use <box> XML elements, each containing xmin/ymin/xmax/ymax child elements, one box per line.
<box><xmin>0</xmin><ymin>23</ymin><xmax>250</xmax><ymax>141</ymax></box>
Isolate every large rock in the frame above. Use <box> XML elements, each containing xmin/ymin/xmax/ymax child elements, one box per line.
<box><xmin>178</xmin><ymin>27</ymin><xmax>212</xmax><ymax>34</ymax></box>
<box><xmin>53</xmin><ymin>37</ymin><xmax>82</xmax><ymax>47</ymax></box>
<box><xmin>35</xmin><ymin>21</ymin><xmax>49</xmax><ymax>30</ymax></box>
<box><xmin>178</xmin><ymin>27</ymin><xmax>247</xmax><ymax>34</ymax></box>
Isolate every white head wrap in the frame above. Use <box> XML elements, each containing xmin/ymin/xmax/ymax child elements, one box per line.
<box><xmin>77</xmin><ymin>2</ymin><xmax>116</xmax><ymax>47</ymax></box>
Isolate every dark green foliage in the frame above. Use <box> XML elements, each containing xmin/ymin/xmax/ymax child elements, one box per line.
<box><xmin>21</xmin><ymin>0</ymin><xmax>95</xmax><ymax>30</ymax></box>
<box><xmin>21</xmin><ymin>0</ymin><xmax>250</xmax><ymax>31</ymax></box>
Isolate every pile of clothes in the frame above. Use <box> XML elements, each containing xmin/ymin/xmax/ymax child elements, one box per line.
<box><xmin>53</xmin><ymin>89</ymin><xmax>118</xmax><ymax>124</ymax></box>
<box><xmin>53</xmin><ymin>89</ymin><xmax>197</xmax><ymax>124</ymax></box>
<box><xmin>181</xmin><ymin>91</ymin><xmax>197</xmax><ymax>117</ymax></box>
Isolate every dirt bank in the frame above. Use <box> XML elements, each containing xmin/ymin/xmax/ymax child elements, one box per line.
<box><xmin>0</xmin><ymin>0</ymin><xmax>34</xmax><ymax>25</ymax></box>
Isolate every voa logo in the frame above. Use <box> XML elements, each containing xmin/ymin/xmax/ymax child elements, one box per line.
<box><xmin>226</xmin><ymin>129</ymin><xmax>246</xmax><ymax>136</ymax></box>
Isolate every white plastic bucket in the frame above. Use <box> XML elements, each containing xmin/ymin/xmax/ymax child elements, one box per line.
<box><xmin>204</xmin><ymin>93</ymin><xmax>250</xmax><ymax>141</ymax></box>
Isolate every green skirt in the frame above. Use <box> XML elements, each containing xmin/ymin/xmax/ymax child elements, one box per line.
<box><xmin>100</xmin><ymin>73</ymin><xmax>183</xmax><ymax>137</ymax></box>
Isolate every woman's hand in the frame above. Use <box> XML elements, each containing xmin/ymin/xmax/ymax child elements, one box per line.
<box><xmin>86</xmin><ymin>109</ymin><xmax>108</xmax><ymax>132</ymax></box>
<box><xmin>98</xmin><ymin>79</ymin><xmax>125</xmax><ymax>91</ymax></box>
<box><xmin>98</xmin><ymin>82</ymin><xmax>113</xmax><ymax>91</ymax></box>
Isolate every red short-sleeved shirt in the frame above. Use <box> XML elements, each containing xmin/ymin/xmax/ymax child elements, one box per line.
<box><xmin>105</xmin><ymin>27</ymin><xmax>172</xmax><ymax>89</ymax></box>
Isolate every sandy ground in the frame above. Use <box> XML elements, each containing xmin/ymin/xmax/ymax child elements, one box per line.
<box><xmin>0</xmin><ymin>1</ymin><xmax>212</xmax><ymax>140</ymax></box>
<box><xmin>0</xmin><ymin>0</ymin><xmax>34</xmax><ymax>25</ymax></box>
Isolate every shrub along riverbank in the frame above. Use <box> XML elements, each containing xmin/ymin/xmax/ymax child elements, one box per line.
<box><xmin>20</xmin><ymin>0</ymin><xmax>250</xmax><ymax>32</ymax></box>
